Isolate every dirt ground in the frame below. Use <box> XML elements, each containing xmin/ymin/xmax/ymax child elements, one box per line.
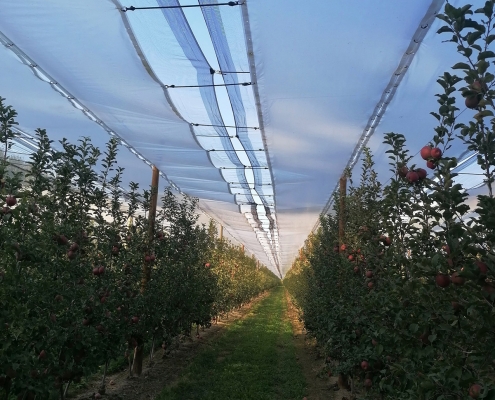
<box><xmin>70</xmin><ymin>292</ymin><xmax>268</xmax><ymax>400</ymax></box>
<box><xmin>285</xmin><ymin>292</ymin><xmax>354</xmax><ymax>400</ymax></box>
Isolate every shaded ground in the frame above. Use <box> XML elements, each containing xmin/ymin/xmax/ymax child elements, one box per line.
<box><xmin>285</xmin><ymin>291</ymin><xmax>353</xmax><ymax>400</ymax></box>
<box><xmin>71</xmin><ymin>291</ymin><xmax>269</xmax><ymax>400</ymax></box>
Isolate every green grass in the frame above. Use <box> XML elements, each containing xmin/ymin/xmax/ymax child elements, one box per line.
<box><xmin>157</xmin><ymin>286</ymin><xmax>307</xmax><ymax>400</ymax></box>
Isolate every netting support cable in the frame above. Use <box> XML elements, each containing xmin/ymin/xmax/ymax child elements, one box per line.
<box><xmin>191</xmin><ymin>123</ymin><xmax>259</xmax><ymax>129</ymax></box>
<box><xmin>121</xmin><ymin>2</ymin><xmax>242</xmax><ymax>12</ymax></box>
<box><xmin>208</xmin><ymin>149</ymin><xmax>264</xmax><ymax>152</ymax></box>
<box><xmin>209</xmin><ymin>67</ymin><xmax>250</xmax><ymax>75</ymax></box>
<box><xmin>166</xmin><ymin>82</ymin><xmax>252</xmax><ymax>89</ymax></box>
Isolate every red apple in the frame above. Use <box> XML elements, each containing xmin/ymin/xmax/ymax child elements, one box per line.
<box><xmin>98</xmin><ymin>266</ymin><xmax>105</xmax><ymax>275</ymax></box>
<box><xmin>327</xmin><ymin>370</ymin><xmax>332</xmax><ymax>377</ymax></box>
<box><xmin>205</xmin><ymin>262</ymin><xmax>211</xmax><ymax>268</ymax></box>
<box><xmin>372</xmin><ymin>339</ymin><xmax>378</xmax><ymax>346</ymax></box>
<box><xmin>451</xmin><ymin>272</ymin><xmax>465</xmax><ymax>285</ymax></box>
<box><xmin>111</xmin><ymin>246</ymin><xmax>119</xmax><ymax>255</ymax></box>
<box><xmin>416</xmin><ymin>168</ymin><xmax>427</xmax><ymax>180</ymax></box>
<box><xmin>2</xmin><ymin>206</ymin><xmax>11</xmax><ymax>214</ymax></box>
<box><xmin>5</xmin><ymin>195</ymin><xmax>16</xmax><ymax>207</ymax></box>
<box><xmin>131</xmin><ymin>316</ymin><xmax>139</xmax><ymax>324</ymax></box>
<box><xmin>451</xmin><ymin>301</ymin><xmax>460</xmax><ymax>311</ymax></box>
<box><xmin>442</xmin><ymin>245</ymin><xmax>450</xmax><ymax>254</ymax></box>
<box><xmin>406</xmin><ymin>171</ymin><xmax>419</xmax><ymax>183</ymax></box>
<box><xmin>82</xmin><ymin>319</ymin><xmax>90</xmax><ymax>326</ymax></box>
<box><xmin>70</xmin><ymin>243</ymin><xmax>79</xmax><ymax>252</ymax></box>
<box><xmin>475</xmin><ymin>260</ymin><xmax>488</xmax><ymax>275</ymax></box>
<box><xmin>38</xmin><ymin>350</ymin><xmax>47</xmax><ymax>360</ymax></box>
<box><xmin>430</xmin><ymin>147</ymin><xmax>442</xmax><ymax>159</ymax></box>
<box><xmin>149</xmin><ymin>254</ymin><xmax>156</xmax><ymax>262</ymax></box>
<box><xmin>420</xmin><ymin>146</ymin><xmax>432</xmax><ymax>160</ymax></box>
<box><xmin>145</xmin><ymin>255</ymin><xmax>151</xmax><ymax>263</ymax></box>
<box><xmin>353</xmin><ymin>266</ymin><xmax>359</xmax><ymax>274</ymax></box>
<box><xmin>426</xmin><ymin>160</ymin><xmax>437</xmax><ymax>169</ymax></box>
<box><xmin>364</xmin><ymin>378</ymin><xmax>372</xmax><ymax>388</ymax></box>
<box><xmin>368</xmin><ymin>281</ymin><xmax>374</xmax><ymax>289</ymax></box>
<box><xmin>92</xmin><ymin>267</ymin><xmax>100</xmax><ymax>276</ymax></box>
<box><xmin>348</xmin><ymin>255</ymin><xmax>354</xmax><ymax>261</ymax></box>
<box><xmin>398</xmin><ymin>165</ymin><xmax>409</xmax><ymax>178</ymax></box>
<box><xmin>435</xmin><ymin>273</ymin><xmax>450</xmax><ymax>288</ymax></box>
<box><xmin>340</xmin><ymin>244</ymin><xmax>347</xmax><ymax>252</ymax></box>
<box><xmin>469</xmin><ymin>383</ymin><xmax>482</xmax><ymax>399</ymax></box>
<box><xmin>366</xmin><ymin>270</ymin><xmax>373</xmax><ymax>278</ymax></box>
<box><xmin>465</xmin><ymin>95</ymin><xmax>480</xmax><ymax>109</ymax></box>
<box><xmin>361</xmin><ymin>360</ymin><xmax>369</xmax><ymax>370</ymax></box>
<box><xmin>67</xmin><ymin>250</ymin><xmax>76</xmax><ymax>260</ymax></box>
<box><xmin>57</xmin><ymin>235</ymin><xmax>69</xmax><ymax>246</ymax></box>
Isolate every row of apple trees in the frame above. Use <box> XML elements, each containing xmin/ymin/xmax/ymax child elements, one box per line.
<box><xmin>285</xmin><ymin>3</ymin><xmax>495</xmax><ymax>400</ymax></box>
<box><xmin>0</xmin><ymin>102</ymin><xmax>279</xmax><ymax>400</ymax></box>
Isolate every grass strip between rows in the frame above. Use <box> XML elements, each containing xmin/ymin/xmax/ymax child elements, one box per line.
<box><xmin>157</xmin><ymin>286</ymin><xmax>307</xmax><ymax>400</ymax></box>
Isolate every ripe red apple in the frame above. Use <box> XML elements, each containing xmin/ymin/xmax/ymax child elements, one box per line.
<box><xmin>398</xmin><ymin>165</ymin><xmax>409</xmax><ymax>178</ymax></box>
<box><xmin>2</xmin><ymin>206</ymin><xmax>11</xmax><ymax>214</ymax></box>
<box><xmin>426</xmin><ymin>160</ymin><xmax>437</xmax><ymax>169</ymax></box>
<box><xmin>96</xmin><ymin>324</ymin><xmax>104</xmax><ymax>332</ymax></box>
<box><xmin>368</xmin><ymin>281</ymin><xmax>374</xmax><ymax>289</ymax></box>
<box><xmin>111</xmin><ymin>246</ymin><xmax>119</xmax><ymax>255</ymax></box>
<box><xmin>5</xmin><ymin>195</ymin><xmax>16</xmax><ymax>207</ymax></box>
<box><xmin>381</xmin><ymin>236</ymin><xmax>392</xmax><ymax>246</ymax></box>
<box><xmin>82</xmin><ymin>319</ymin><xmax>90</xmax><ymax>326</ymax></box>
<box><xmin>353</xmin><ymin>266</ymin><xmax>359</xmax><ymax>274</ymax></box>
<box><xmin>57</xmin><ymin>235</ymin><xmax>69</xmax><ymax>246</ymax></box>
<box><xmin>465</xmin><ymin>95</ymin><xmax>480</xmax><ymax>109</ymax></box>
<box><xmin>366</xmin><ymin>270</ymin><xmax>373</xmax><ymax>278</ymax></box>
<box><xmin>416</xmin><ymin>168</ymin><xmax>427</xmax><ymax>180</ymax></box>
<box><xmin>442</xmin><ymin>245</ymin><xmax>450</xmax><ymax>254</ymax></box>
<box><xmin>430</xmin><ymin>147</ymin><xmax>442</xmax><ymax>159</ymax></box>
<box><xmin>469</xmin><ymin>383</ymin><xmax>482</xmax><ymax>399</ymax></box>
<box><xmin>435</xmin><ymin>273</ymin><xmax>450</xmax><ymax>288</ymax></box>
<box><xmin>70</xmin><ymin>243</ymin><xmax>79</xmax><ymax>252</ymax></box>
<box><xmin>348</xmin><ymin>255</ymin><xmax>354</xmax><ymax>261</ymax></box>
<box><xmin>327</xmin><ymin>370</ymin><xmax>332</xmax><ymax>377</ymax></box>
<box><xmin>333</xmin><ymin>245</ymin><xmax>339</xmax><ymax>253</ymax></box>
<box><xmin>451</xmin><ymin>301</ymin><xmax>461</xmax><ymax>311</ymax></box>
<box><xmin>131</xmin><ymin>316</ymin><xmax>139</xmax><ymax>324</ymax></box>
<box><xmin>205</xmin><ymin>262</ymin><xmax>211</xmax><ymax>268</ymax></box>
<box><xmin>371</xmin><ymin>339</ymin><xmax>378</xmax><ymax>346</ymax></box>
<box><xmin>340</xmin><ymin>244</ymin><xmax>347</xmax><ymax>252</ymax></box>
<box><xmin>451</xmin><ymin>272</ymin><xmax>465</xmax><ymax>285</ymax></box>
<box><xmin>92</xmin><ymin>267</ymin><xmax>100</xmax><ymax>276</ymax></box>
<box><xmin>420</xmin><ymin>146</ymin><xmax>432</xmax><ymax>160</ymax></box>
<box><xmin>406</xmin><ymin>171</ymin><xmax>419</xmax><ymax>183</ymax></box>
<box><xmin>364</xmin><ymin>378</ymin><xmax>372</xmax><ymax>388</ymax></box>
<box><xmin>100</xmin><ymin>296</ymin><xmax>107</xmax><ymax>304</ymax></box>
<box><xmin>67</xmin><ymin>250</ymin><xmax>76</xmax><ymax>260</ymax></box>
<box><xmin>475</xmin><ymin>260</ymin><xmax>488</xmax><ymax>275</ymax></box>
<box><xmin>149</xmin><ymin>254</ymin><xmax>156</xmax><ymax>262</ymax></box>
<box><xmin>95</xmin><ymin>393</ymin><xmax>102</xmax><ymax>399</ymax></box>
<box><xmin>98</xmin><ymin>266</ymin><xmax>105</xmax><ymax>275</ymax></box>
<box><xmin>38</xmin><ymin>350</ymin><xmax>47</xmax><ymax>360</ymax></box>
<box><xmin>361</xmin><ymin>360</ymin><xmax>369</xmax><ymax>370</ymax></box>
<box><xmin>145</xmin><ymin>255</ymin><xmax>151</xmax><ymax>263</ymax></box>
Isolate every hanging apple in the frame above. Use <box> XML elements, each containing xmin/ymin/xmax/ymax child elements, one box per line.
<box><xmin>420</xmin><ymin>146</ymin><xmax>432</xmax><ymax>160</ymax></box>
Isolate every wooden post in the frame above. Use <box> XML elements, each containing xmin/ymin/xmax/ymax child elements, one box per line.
<box><xmin>142</xmin><ymin>165</ymin><xmax>160</xmax><ymax>291</ymax></box>
<box><xmin>241</xmin><ymin>244</ymin><xmax>244</xmax><ymax>253</ymax></box>
<box><xmin>134</xmin><ymin>165</ymin><xmax>159</xmax><ymax>377</ymax></box>
<box><xmin>339</xmin><ymin>176</ymin><xmax>347</xmax><ymax>250</ymax></box>
<box><xmin>219</xmin><ymin>224</ymin><xmax>223</xmax><ymax>241</ymax></box>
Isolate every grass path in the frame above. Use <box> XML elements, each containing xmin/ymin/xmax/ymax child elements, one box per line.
<box><xmin>157</xmin><ymin>286</ymin><xmax>307</xmax><ymax>400</ymax></box>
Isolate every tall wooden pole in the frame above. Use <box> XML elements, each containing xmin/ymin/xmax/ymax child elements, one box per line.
<box><xmin>135</xmin><ymin>165</ymin><xmax>159</xmax><ymax>377</ymax></box>
<box><xmin>219</xmin><ymin>224</ymin><xmax>223</xmax><ymax>241</ymax></box>
<box><xmin>339</xmin><ymin>175</ymin><xmax>347</xmax><ymax>250</ymax></box>
<box><xmin>142</xmin><ymin>165</ymin><xmax>160</xmax><ymax>290</ymax></box>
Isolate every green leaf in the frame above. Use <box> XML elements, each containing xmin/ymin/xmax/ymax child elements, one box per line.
<box><xmin>452</xmin><ymin>62</ymin><xmax>471</xmax><ymax>70</ymax></box>
<box><xmin>478</xmin><ymin>51</ymin><xmax>495</xmax><ymax>60</ymax></box>
<box><xmin>437</xmin><ymin>26</ymin><xmax>453</xmax><ymax>34</ymax></box>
